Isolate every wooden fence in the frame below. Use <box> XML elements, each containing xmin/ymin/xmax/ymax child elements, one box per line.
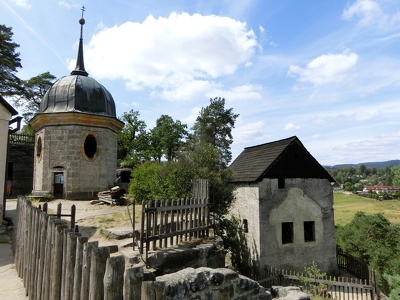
<box><xmin>258</xmin><ymin>266</ymin><xmax>376</xmax><ymax>300</ymax></box>
<box><xmin>12</xmin><ymin>196</ymin><xmax>146</xmax><ymax>300</ymax></box>
<box><xmin>9</xmin><ymin>133</ymin><xmax>35</xmax><ymax>145</ymax></box>
<box><xmin>140</xmin><ymin>179</ymin><xmax>216</xmax><ymax>262</ymax></box>
<box><xmin>337</xmin><ymin>247</ymin><xmax>373</xmax><ymax>282</ymax></box>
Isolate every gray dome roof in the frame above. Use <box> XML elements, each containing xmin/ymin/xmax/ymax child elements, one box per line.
<box><xmin>39</xmin><ymin>75</ymin><xmax>117</xmax><ymax>117</ymax></box>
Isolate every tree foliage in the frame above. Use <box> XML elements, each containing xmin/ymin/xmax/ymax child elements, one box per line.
<box><xmin>117</xmin><ymin>110</ymin><xmax>149</xmax><ymax>167</ymax></box>
<box><xmin>129</xmin><ymin>159</ymin><xmax>195</xmax><ymax>203</ymax></box>
<box><xmin>149</xmin><ymin>115</ymin><xmax>188</xmax><ymax>162</ymax></box>
<box><xmin>12</xmin><ymin>72</ymin><xmax>56</xmax><ymax>122</ymax></box>
<box><xmin>1</xmin><ymin>24</ymin><xmax>56</xmax><ymax>123</ymax></box>
<box><xmin>0</xmin><ymin>24</ymin><xmax>22</xmax><ymax>97</ymax></box>
<box><xmin>336</xmin><ymin>212</ymin><xmax>400</xmax><ymax>294</ymax></box>
<box><xmin>192</xmin><ymin>97</ymin><xmax>239</xmax><ymax>168</ymax></box>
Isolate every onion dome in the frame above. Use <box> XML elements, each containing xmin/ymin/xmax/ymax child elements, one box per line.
<box><xmin>39</xmin><ymin>13</ymin><xmax>117</xmax><ymax>118</ymax></box>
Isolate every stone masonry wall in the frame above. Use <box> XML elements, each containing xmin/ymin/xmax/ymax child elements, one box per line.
<box><xmin>32</xmin><ymin>124</ymin><xmax>118</xmax><ymax>199</ymax></box>
<box><xmin>8</xmin><ymin>143</ymin><xmax>34</xmax><ymax>196</ymax></box>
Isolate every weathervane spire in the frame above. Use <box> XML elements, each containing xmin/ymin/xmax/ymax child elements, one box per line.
<box><xmin>71</xmin><ymin>5</ymin><xmax>89</xmax><ymax>76</ymax></box>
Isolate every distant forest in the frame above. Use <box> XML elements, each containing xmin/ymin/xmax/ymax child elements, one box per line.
<box><xmin>324</xmin><ymin>159</ymin><xmax>400</xmax><ymax>169</ymax></box>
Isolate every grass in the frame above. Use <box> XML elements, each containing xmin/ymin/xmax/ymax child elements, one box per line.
<box><xmin>334</xmin><ymin>191</ymin><xmax>400</xmax><ymax>226</ymax></box>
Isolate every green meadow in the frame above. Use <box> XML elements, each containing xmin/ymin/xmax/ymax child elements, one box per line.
<box><xmin>333</xmin><ymin>191</ymin><xmax>400</xmax><ymax>226</ymax></box>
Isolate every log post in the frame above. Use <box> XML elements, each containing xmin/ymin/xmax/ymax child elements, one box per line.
<box><xmin>72</xmin><ymin>236</ymin><xmax>88</xmax><ymax>300</ymax></box>
<box><xmin>29</xmin><ymin>207</ymin><xmax>40</xmax><ymax>299</ymax></box>
<box><xmin>60</xmin><ymin>227</ymin><xmax>73</xmax><ymax>299</ymax></box>
<box><xmin>89</xmin><ymin>246</ymin><xmax>110</xmax><ymax>300</ymax></box>
<box><xmin>42</xmin><ymin>217</ymin><xmax>57</xmax><ymax>300</ymax></box>
<box><xmin>80</xmin><ymin>241</ymin><xmax>99</xmax><ymax>300</ymax></box>
<box><xmin>49</xmin><ymin>223</ymin><xmax>67</xmax><ymax>300</ymax></box>
<box><xmin>103</xmin><ymin>255</ymin><xmax>125</xmax><ymax>300</ymax></box>
<box><xmin>36</xmin><ymin>211</ymin><xmax>49</xmax><ymax>300</ymax></box>
<box><xmin>64</xmin><ymin>231</ymin><xmax>81</xmax><ymax>300</ymax></box>
<box><xmin>124</xmin><ymin>266</ymin><xmax>144</xmax><ymax>300</ymax></box>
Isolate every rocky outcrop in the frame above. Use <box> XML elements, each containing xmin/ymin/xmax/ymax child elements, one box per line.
<box><xmin>271</xmin><ymin>286</ymin><xmax>310</xmax><ymax>300</ymax></box>
<box><xmin>146</xmin><ymin>267</ymin><xmax>272</xmax><ymax>300</ymax></box>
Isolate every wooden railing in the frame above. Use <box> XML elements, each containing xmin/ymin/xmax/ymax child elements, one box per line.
<box><xmin>9</xmin><ymin>133</ymin><xmax>35</xmax><ymax>145</ymax></box>
<box><xmin>258</xmin><ymin>265</ymin><xmax>376</xmax><ymax>300</ymax></box>
<box><xmin>337</xmin><ymin>246</ymin><xmax>373</xmax><ymax>281</ymax></box>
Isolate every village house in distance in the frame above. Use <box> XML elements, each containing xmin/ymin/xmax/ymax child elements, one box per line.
<box><xmin>29</xmin><ymin>15</ymin><xmax>124</xmax><ymax>200</ymax></box>
<box><xmin>229</xmin><ymin>136</ymin><xmax>338</xmax><ymax>274</ymax></box>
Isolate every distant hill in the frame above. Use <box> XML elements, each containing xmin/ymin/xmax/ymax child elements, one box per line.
<box><xmin>325</xmin><ymin>160</ymin><xmax>400</xmax><ymax>169</ymax></box>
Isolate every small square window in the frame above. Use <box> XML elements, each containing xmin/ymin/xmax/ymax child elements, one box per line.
<box><xmin>282</xmin><ymin>222</ymin><xmax>293</xmax><ymax>244</ymax></box>
<box><xmin>304</xmin><ymin>221</ymin><xmax>315</xmax><ymax>242</ymax></box>
<box><xmin>278</xmin><ymin>178</ymin><xmax>285</xmax><ymax>189</ymax></box>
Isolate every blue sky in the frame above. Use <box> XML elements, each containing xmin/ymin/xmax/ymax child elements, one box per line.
<box><xmin>2</xmin><ymin>0</ymin><xmax>400</xmax><ymax>166</ymax></box>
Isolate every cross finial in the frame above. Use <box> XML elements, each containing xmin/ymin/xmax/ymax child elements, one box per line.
<box><xmin>81</xmin><ymin>5</ymin><xmax>86</xmax><ymax>19</ymax></box>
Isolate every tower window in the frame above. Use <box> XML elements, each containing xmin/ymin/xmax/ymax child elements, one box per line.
<box><xmin>304</xmin><ymin>221</ymin><xmax>315</xmax><ymax>242</ymax></box>
<box><xmin>36</xmin><ymin>137</ymin><xmax>42</xmax><ymax>159</ymax></box>
<box><xmin>243</xmin><ymin>219</ymin><xmax>248</xmax><ymax>233</ymax></box>
<box><xmin>282</xmin><ymin>222</ymin><xmax>293</xmax><ymax>244</ymax></box>
<box><xmin>84</xmin><ymin>134</ymin><xmax>97</xmax><ymax>159</ymax></box>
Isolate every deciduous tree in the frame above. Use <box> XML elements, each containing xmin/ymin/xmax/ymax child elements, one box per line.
<box><xmin>117</xmin><ymin>110</ymin><xmax>149</xmax><ymax>166</ymax></box>
<box><xmin>149</xmin><ymin>115</ymin><xmax>188</xmax><ymax>162</ymax></box>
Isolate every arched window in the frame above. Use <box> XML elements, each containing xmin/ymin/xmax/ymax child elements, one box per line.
<box><xmin>36</xmin><ymin>137</ymin><xmax>42</xmax><ymax>160</ymax></box>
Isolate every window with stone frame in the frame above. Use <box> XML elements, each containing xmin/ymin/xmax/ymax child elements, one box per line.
<box><xmin>281</xmin><ymin>222</ymin><xmax>293</xmax><ymax>244</ymax></box>
<box><xmin>304</xmin><ymin>221</ymin><xmax>315</xmax><ymax>242</ymax></box>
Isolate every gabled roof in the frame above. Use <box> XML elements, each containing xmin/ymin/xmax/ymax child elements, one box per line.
<box><xmin>0</xmin><ymin>96</ymin><xmax>18</xmax><ymax>116</ymax></box>
<box><xmin>229</xmin><ymin>136</ymin><xmax>334</xmax><ymax>183</ymax></box>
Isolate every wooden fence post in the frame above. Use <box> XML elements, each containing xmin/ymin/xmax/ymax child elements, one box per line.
<box><xmin>29</xmin><ymin>207</ymin><xmax>40</xmax><ymax>299</ymax></box>
<box><xmin>72</xmin><ymin>236</ymin><xmax>88</xmax><ymax>300</ymax></box>
<box><xmin>64</xmin><ymin>231</ymin><xmax>81</xmax><ymax>300</ymax></box>
<box><xmin>50</xmin><ymin>223</ymin><xmax>67</xmax><ymax>300</ymax></box>
<box><xmin>80</xmin><ymin>241</ymin><xmax>99</xmax><ymax>300</ymax></box>
<box><xmin>61</xmin><ymin>227</ymin><xmax>73</xmax><ymax>299</ymax></box>
<box><xmin>124</xmin><ymin>266</ymin><xmax>144</xmax><ymax>300</ymax></box>
<box><xmin>103</xmin><ymin>255</ymin><xmax>125</xmax><ymax>300</ymax></box>
<box><xmin>36</xmin><ymin>210</ymin><xmax>49</xmax><ymax>300</ymax></box>
<box><xmin>23</xmin><ymin>200</ymin><xmax>32</xmax><ymax>295</ymax></box>
<box><xmin>42</xmin><ymin>217</ymin><xmax>57</xmax><ymax>300</ymax></box>
<box><xmin>89</xmin><ymin>246</ymin><xmax>110</xmax><ymax>300</ymax></box>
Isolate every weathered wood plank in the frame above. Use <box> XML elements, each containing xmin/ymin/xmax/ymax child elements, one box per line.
<box><xmin>103</xmin><ymin>255</ymin><xmax>125</xmax><ymax>300</ymax></box>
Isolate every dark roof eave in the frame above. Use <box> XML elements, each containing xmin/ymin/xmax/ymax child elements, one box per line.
<box><xmin>0</xmin><ymin>96</ymin><xmax>18</xmax><ymax>115</ymax></box>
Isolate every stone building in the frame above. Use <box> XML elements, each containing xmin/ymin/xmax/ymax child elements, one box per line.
<box><xmin>0</xmin><ymin>96</ymin><xmax>19</xmax><ymax>219</ymax></box>
<box><xmin>30</xmin><ymin>17</ymin><xmax>123</xmax><ymax>200</ymax></box>
<box><xmin>229</xmin><ymin>136</ymin><xmax>338</xmax><ymax>274</ymax></box>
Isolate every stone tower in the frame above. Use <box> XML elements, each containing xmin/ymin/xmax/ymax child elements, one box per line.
<box><xmin>30</xmin><ymin>14</ymin><xmax>124</xmax><ymax>200</ymax></box>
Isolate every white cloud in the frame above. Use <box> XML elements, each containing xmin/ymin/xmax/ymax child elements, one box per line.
<box><xmin>342</xmin><ymin>0</ymin><xmax>384</xmax><ymax>26</ymax></box>
<box><xmin>288</xmin><ymin>50</ymin><xmax>358</xmax><ymax>86</ymax></box>
<box><xmin>232</xmin><ymin>118</ymin><xmax>267</xmax><ymax>146</ymax></box>
<box><xmin>74</xmin><ymin>12</ymin><xmax>258</xmax><ymax>101</ymax></box>
<box><xmin>352</xmin><ymin>109</ymin><xmax>380</xmax><ymax>121</ymax></box>
<box><xmin>284</xmin><ymin>123</ymin><xmax>300</xmax><ymax>131</ymax></box>
<box><xmin>58</xmin><ymin>0</ymin><xmax>80</xmax><ymax>9</ymax></box>
<box><xmin>9</xmin><ymin>0</ymin><xmax>31</xmax><ymax>9</ymax></box>
<box><xmin>208</xmin><ymin>84</ymin><xmax>263</xmax><ymax>102</ymax></box>
<box><xmin>342</xmin><ymin>0</ymin><xmax>400</xmax><ymax>28</ymax></box>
